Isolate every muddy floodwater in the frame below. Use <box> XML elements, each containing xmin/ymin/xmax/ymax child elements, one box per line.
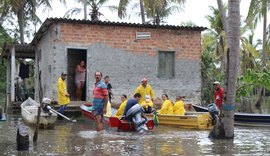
<box><xmin>1</xmin><ymin>115</ymin><xmax>270</xmax><ymax>156</ymax></box>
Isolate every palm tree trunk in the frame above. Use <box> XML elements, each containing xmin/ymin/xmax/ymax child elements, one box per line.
<box><xmin>255</xmin><ymin>2</ymin><xmax>267</xmax><ymax>109</ymax></box>
<box><xmin>222</xmin><ymin>0</ymin><xmax>240</xmax><ymax>138</ymax></box>
<box><xmin>217</xmin><ymin>0</ymin><xmax>228</xmax><ymax>37</ymax></box>
<box><xmin>83</xmin><ymin>0</ymin><xmax>87</xmax><ymax>20</ymax></box>
<box><xmin>209</xmin><ymin>0</ymin><xmax>240</xmax><ymax>139</ymax></box>
<box><xmin>17</xmin><ymin>9</ymin><xmax>25</xmax><ymax>44</ymax></box>
<box><xmin>139</xmin><ymin>0</ymin><xmax>145</xmax><ymax>24</ymax></box>
<box><xmin>262</xmin><ymin>4</ymin><xmax>267</xmax><ymax>67</ymax></box>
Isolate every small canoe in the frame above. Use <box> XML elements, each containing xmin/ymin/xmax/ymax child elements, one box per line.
<box><xmin>80</xmin><ymin>103</ymin><xmax>154</xmax><ymax>131</ymax></box>
<box><xmin>146</xmin><ymin>112</ymin><xmax>213</xmax><ymax>130</ymax></box>
<box><xmin>192</xmin><ymin>104</ymin><xmax>270</xmax><ymax>127</ymax></box>
<box><xmin>21</xmin><ymin>97</ymin><xmax>57</xmax><ymax>128</ymax></box>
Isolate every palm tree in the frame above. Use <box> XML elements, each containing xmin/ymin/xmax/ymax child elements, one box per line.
<box><xmin>64</xmin><ymin>0</ymin><xmax>110</xmax><ymax>21</ymax></box>
<box><xmin>240</xmin><ymin>29</ymin><xmax>261</xmax><ymax>73</ymax></box>
<box><xmin>206</xmin><ymin>5</ymin><xmax>227</xmax><ymax>78</ymax></box>
<box><xmin>118</xmin><ymin>0</ymin><xmax>145</xmax><ymax>23</ymax></box>
<box><xmin>247</xmin><ymin>0</ymin><xmax>270</xmax><ymax>67</ymax></box>
<box><xmin>144</xmin><ymin>0</ymin><xmax>185</xmax><ymax>25</ymax></box>
<box><xmin>201</xmin><ymin>32</ymin><xmax>218</xmax><ymax>104</ymax></box>
<box><xmin>201</xmin><ymin>5</ymin><xmax>228</xmax><ymax>106</ymax></box>
<box><xmin>246</xmin><ymin>0</ymin><xmax>270</xmax><ymax>108</ymax></box>
<box><xmin>117</xmin><ymin>0</ymin><xmax>185</xmax><ymax>24</ymax></box>
<box><xmin>1</xmin><ymin>0</ymin><xmax>66</xmax><ymax>44</ymax></box>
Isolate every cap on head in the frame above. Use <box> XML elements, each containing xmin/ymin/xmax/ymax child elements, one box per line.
<box><xmin>61</xmin><ymin>72</ymin><xmax>67</xmax><ymax>76</ymax></box>
<box><xmin>213</xmin><ymin>81</ymin><xmax>220</xmax><ymax>85</ymax></box>
<box><xmin>141</xmin><ymin>78</ymin><xmax>147</xmax><ymax>82</ymax></box>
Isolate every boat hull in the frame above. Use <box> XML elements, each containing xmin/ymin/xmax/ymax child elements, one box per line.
<box><xmin>21</xmin><ymin>98</ymin><xmax>57</xmax><ymax>128</ymax></box>
<box><xmin>80</xmin><ymin>104</ymin><xmax>154</xmax><ymax>131</ymax></box>
<box><xmin>192</xmin><ymin>104</ymin><xmax>270</xmax><ymax>127</ymax></box>
<box><xmin>146</xmin><ymin>113</ymin><xmax>213</xmax><ymax>130</ymax></box>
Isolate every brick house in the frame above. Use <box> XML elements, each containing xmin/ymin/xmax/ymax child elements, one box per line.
<box><xmin>31</xmin><ymin>18</ymin><xmax>206</xmax><ymax>104</ymax></box>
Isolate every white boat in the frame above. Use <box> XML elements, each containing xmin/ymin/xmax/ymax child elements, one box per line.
<box><xmin>21</xmin><ymin>97</ymin><xmax>57</xmax><ymax>128</ymax></box>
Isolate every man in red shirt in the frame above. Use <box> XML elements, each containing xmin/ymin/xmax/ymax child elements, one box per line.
<box><xmin>213</xmin><ymin>81</ymin><xmax>224</xmax><ymax>110</ymax></box>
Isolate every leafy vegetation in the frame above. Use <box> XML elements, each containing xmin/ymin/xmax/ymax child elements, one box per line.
<box><xmin>0</xmin><ymin>25</ymin><xmax>12</xmax><ymax>105</ymax></box>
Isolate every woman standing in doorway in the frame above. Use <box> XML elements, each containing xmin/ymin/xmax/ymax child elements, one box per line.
<box><xmin>75</xmin><ymin>60</ymin><xmax>86</xmax><ymax>101</ymax></box>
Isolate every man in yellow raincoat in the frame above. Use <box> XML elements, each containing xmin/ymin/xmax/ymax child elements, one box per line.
<box><xmin>173</xmin><ymin>96</ymin><xmax>186</xmax><ymax>115</ymax></box>
<box><xmin>158</xmin><ymin>94</ymin><xmax>173</xmax><ymax>115</ymax></box>
<box><xmin>114</xmin><ymin>94</ymin><xmax>128</xmax><ymax>119</ymax></box>
<box><xmin>57</xmin><ymin>72</ymin><xmax>70</xmax><ymax>115</ymax></box>
<box><xmin>134</xmin><ymin>78</ymin><xmax>155</xmax><ymax>104</ymax></box>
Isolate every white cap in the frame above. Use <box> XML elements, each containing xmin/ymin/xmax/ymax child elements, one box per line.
<box><xmin>42</xmin><ymin>98</ymin><xmax>51</xmax><ymax>104</ymax></box>
<box><xmin>213</xmin><ymin>81</ymin><xmax>220</xmax><ymax>85</ymax></box>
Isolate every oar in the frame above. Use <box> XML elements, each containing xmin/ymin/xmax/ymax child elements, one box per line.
<box><xmin>33</xmin><ymin>71</ymin><xmax>43</xmax><ymax>144</ymax></box>
<box><xmin>46</xmin><ymin>106</ymin><xmax>77</xmax><ymax>122</ymax></box>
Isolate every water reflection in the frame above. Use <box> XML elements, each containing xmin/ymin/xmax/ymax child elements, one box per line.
<box><xmin>1</xmin><ymin>116</ymin><xmax>270</xmax><ymax>155</ymax></box>
<box><xmin>53</xmin><ymin>125</ymin><xmax>70</xmax><ymax>154</ymax></box>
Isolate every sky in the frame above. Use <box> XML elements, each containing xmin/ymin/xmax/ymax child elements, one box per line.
<box><xmin>37</xmin><ymin>0</ymin><xmax>251</xmax><ymax>28</ymax></box>
<box><xmin>35</xmin><ymin>0</ymin><xmax>267</xmax><ymax>40</ymax></box>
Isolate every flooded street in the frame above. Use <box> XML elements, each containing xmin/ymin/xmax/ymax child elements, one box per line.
<box><xmin>1</xmin><ymin>115</ymin><xmax>270</xmax><ymax>155</ymax></box>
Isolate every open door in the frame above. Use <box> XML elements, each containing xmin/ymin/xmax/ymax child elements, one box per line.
<box><xmin>67</xmin><ymin>49</ymin><xmax>87</xmax><ymax>101</ymax></box>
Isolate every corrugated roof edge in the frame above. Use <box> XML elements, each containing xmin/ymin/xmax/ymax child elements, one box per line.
<box><xmin>31</xmin><ymin>18</ymin><xmax>208</xmax><ymax>45</ymax></box>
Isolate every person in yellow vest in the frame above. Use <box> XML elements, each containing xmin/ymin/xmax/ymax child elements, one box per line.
<box><xmin>114</xmin><ymin>94</ymin><xmax>128</xmax><ymax>119</ymax></box>
<box><xmin>57</xmin><ymin>72</ymin><xmax>70</xmax><ymax>115</ymax></box>
<box><xmin>134</xmin><ymin>78</ymin><xmax>155</xmax><ymax>104</ymax></box>
<box><xmin>173</xmin><ymin>96</ymin><xmax>186</xmax><ymax>115</ymax></box>
<box><xmin>141</xmin><ymin>95</ymin><xmax>154</xmax><ymax>113</ymax></box>
<box><xmin>158</xmin><ymin>94</ymin><xmax>173</xmax><ymax>115</ymax></box>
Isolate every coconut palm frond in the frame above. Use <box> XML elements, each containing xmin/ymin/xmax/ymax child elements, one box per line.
<box><xmin>107</xmin><ymin>5</ymin><xmax>118</xmax><ymax>13</ymax></box>
<box><xmin>117</xmin><ymin>0</ymin><xmax>130</xmax><ymax>19</ymax></box>
<box><xmin>64</xmin><ymin>7</ymin><xmax>82</xmax><ymax>18</ymax></box>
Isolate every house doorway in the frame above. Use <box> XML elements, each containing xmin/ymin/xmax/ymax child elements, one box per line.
<box><xmin>67</xmin><ymin>48</ymin><xmax>87</xmax><ymax>101</ymax></box>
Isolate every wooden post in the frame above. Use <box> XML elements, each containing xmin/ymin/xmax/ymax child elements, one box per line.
<box><xmin>11</xmin><ymin>46</ymin><xmax>16</xmax><ymax>102</ymax></box>
<box><xmin>5</xmin><ymin>60</ymin><xmax>11</xmax><ymax>112</ymax></box>
<box><xmin>17</xmin><ymin>124</ymin><xmax>29</xmax><ymax>151</ymax></box>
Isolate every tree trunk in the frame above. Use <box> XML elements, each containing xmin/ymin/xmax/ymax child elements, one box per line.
<box><xmin>17</xmin><ymin>9</ymin><xmax>25</xmax><ymax>44</ymax></box>
<box><xmin>139</xmin><ymin>0</ymin><xmax>145</xmax><ymax>24</ymax></box>
<box><xmin>216</xmin><ymin>0</ymin><xmax>229</xmax><ymax>37</ymax></box>
<box><xmin>210</xmin><ymin>0</ymin><xmax>240</xmax><ymax>139</ymax></box>
<box><xmin>255</xmin><ymin>1</ymin><xmax>267</xmax><ymax>111</ymax></box>
<box><xmin>262</xmin><ymin>1</ymin><xmax>267</xmax><ymax>67</ymax></box>
<box><xmin>222</xmin><ymin>0</ymin><xmax>240</xmax><ymax>138</ymax></box>
<box><xmin>83</xmin><ymin>0</ymin><xmax>87</xmax><ymax>20</ymax></box>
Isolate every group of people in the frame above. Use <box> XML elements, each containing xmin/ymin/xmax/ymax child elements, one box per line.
<box><xmin>108</xmin><ymin>77</ymin><xmax>187</xmax><ymax>132</ymax></box>
<box><xmin>57</xmin><ymin>62</ymin><xmax>224</xmax><ymax>131</ymax></box>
